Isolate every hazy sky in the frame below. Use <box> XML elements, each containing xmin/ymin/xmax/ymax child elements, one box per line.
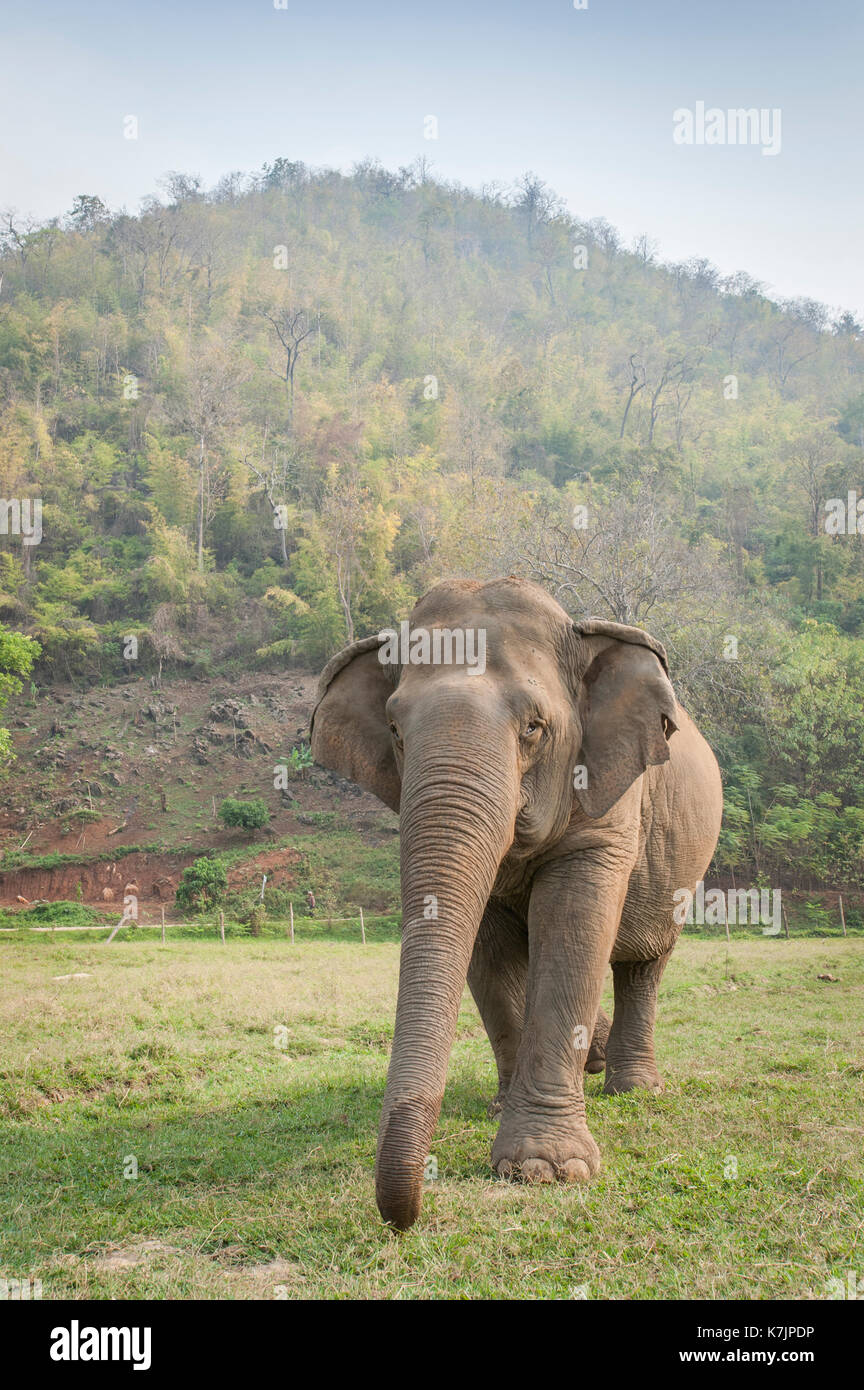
<box><xmin>1</xmin><ymin>0</ymin><xmax>861</xmax><ymax>314</ymax></box>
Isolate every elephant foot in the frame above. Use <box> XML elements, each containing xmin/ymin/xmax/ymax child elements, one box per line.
<box><xmin>492</xmin><ymin>1117</ymin><xmax>601</xmax><ymax>1185</ymax></box>
<box><xmin>603</xmin><ymin>1064</ymin><xmax>664</xmax><ymax>1096</ymax></box>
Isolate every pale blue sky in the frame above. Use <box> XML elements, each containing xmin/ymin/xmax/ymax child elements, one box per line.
<box><xmin>1</xmin><ymin>0</ymin><xmax>861</xmax><ymax>313</ymax></box>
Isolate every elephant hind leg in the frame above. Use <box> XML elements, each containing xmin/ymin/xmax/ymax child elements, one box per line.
<box><xmin>603</xmin><ymin>950</ymin><xmax>672</xmax><ymax>1096</ymax></box>
<box><xmin>585</xmin><ymin>1006</ymin><xmax>611</xmax><ymax>1074</ymax></box>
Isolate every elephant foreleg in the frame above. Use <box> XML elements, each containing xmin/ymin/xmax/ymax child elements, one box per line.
<box><xmin>468</xmin><ymin>905</ymin><xmax>610</xmax><ymax>1112</ymax></box>
<box><xmin>603</xmin><ymin>950</ymin><xmax>672</xmax><ymax>1095</ymax></box>
<box><xmin>467</xmin><ymin>901</ymin><xmax>528</xmax><ymax>1115</ymax></box>
<box><xmin>492</xmin><ymin>854</ymin><xmax>628</xmax><ymax>1184</ymax></box>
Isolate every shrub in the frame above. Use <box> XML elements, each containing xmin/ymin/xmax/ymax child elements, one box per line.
<box><xmin>18</xmin><ymin>900</ymin><xmax>102</xmax><ymax>926</ymax></box>
<box><xmin>176</xmin><ymin>857</ymin><xmax>228</xmax><ymax>912</ymax></box>
<box><xmin>281</xmin><ymin>745</ymin><xmax>314</xmax><ymax>778</ymax></box>
<box><xmin>218</xmin><ymin>797</ymin><xmax>271</xmax><ymax>831</ymax></box>
<box><xmin>238</xmin><ymin>901</ymin><xmax>267</xmax><ymax>936</ymax></box>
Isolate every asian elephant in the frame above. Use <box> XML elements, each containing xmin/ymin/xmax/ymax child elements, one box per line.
<box><xmin>310</xmin><ymin>577</ymin><xmax>722</xmax><ymax>1229</ymax></box>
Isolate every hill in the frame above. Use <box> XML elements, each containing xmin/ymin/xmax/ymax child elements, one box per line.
<box><xmin>2</xmin><ymin>159</ymin><xmax>864</xmax><ymax>892</ymax></box>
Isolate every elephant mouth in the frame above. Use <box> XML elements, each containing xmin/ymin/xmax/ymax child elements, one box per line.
<box><xmin>512</xmin><ymin>799</ymin><xmax>557</xmax><ymax>853</ymax></box>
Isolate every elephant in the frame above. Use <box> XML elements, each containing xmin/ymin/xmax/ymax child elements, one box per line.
<box><xmin>310</xmin><ymin>577</ymin><xmax>723</xmax><ymax>1229</ymax></box>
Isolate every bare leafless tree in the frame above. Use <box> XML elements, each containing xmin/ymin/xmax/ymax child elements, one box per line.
<box><xmin>518</xmin><ymin>487</ymin><xmax>712</xmax><ymax>626</ymax></box>
<box><xmin>261</xmin><ymin>307</ymin><xmax>314</xmax><ymax>416</ymax></box>
<box><xmin>619</xmin><ymin>354</ymin><xmax>646</xmax><ymax>439</ymax></box>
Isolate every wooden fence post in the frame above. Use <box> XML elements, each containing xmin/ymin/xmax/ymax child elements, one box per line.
<box><xmin>782</xmin><ymin>906</ymin><xmax>790</xmax><ymax>939</ymax></box>
<box><xmin>219</xmin><ymin>910</ymin><xmax>225</xmax><ymax>945</ymax></box>
<box><xmin>161</xmin><ymin>905</ymin><xmax>165</xmax><ymax>945</ymax></box>
<box><xmin>839</xmin><ymin>895</ymin><xmax>847</xmax><ymax>937</ymax></box>
<box><xmin>289</xmin><ymin>902</ymin><xmax>294</xmax><ymax>944</ymax></box>
<box><xmin>360</xmin><ymin>906</ymin><xmax>366</xmax><ymax>945</ymax></box>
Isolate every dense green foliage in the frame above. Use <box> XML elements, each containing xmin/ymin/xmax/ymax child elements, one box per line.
<box><xmin>0</xmin><ymin>619</ymin><xmax>39</xmax><ymax>762</ymax></box>
<box><xmin>0</xmin><ymin>899</ymin><xmax>102</xmax><ymax>927</ymax></box>
<box><xmin>217</xmin><ymin>797</ymin><xmax>270</xmax><ymax>831</ymax></box>
<box><xmin>2</xmin><ymin>160</ymin><xmax>863</xmax><ymax>885</ymax></box>
<box><xmin>175</xmin><ymin>857</ymin><xmax>228</xmax><ymax>913</ymax></box>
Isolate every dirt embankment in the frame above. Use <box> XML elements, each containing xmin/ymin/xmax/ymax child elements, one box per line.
<box><xmin>0</xmin><ymin>852</ymin><xmax>199</xmax><ymax>905</ymax></box>
<box><xmin>0</xmin><ymin>844</ymin><xmax>304</xmax><ymax>908</ymax></box>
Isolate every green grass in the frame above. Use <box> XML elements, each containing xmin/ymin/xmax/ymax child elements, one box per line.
<box><xmin>0</xmin><ymin>935</ymin><xmax>861</xmax><ymax>1300</ymax></box>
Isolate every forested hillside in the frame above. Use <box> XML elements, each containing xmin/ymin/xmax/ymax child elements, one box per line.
<box><xmin>2</xmin><ymin>158</ymin><xmax>864</xmax><ymax>889</ymax></box>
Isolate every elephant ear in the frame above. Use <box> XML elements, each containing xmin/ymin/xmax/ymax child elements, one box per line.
<box><xmin>310</xmin><ymin>635</ymin><xmax>401</xmax><ymax>812</ymax></box>
<box><xmin>571</xmin><ymin>619</ymin><xmax>678</xmax><ymax>819</ymax></box>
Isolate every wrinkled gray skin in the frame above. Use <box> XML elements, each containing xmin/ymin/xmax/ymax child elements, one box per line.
<box><xmin>311</xmin><ymin>578</ymin><xmax>722</xmax><ymax>1229</ymax></box>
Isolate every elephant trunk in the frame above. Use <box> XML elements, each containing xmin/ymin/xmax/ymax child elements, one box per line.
<box><xmin>376</xmin><ymin>708</ymin><xmax>518</xmax><ymax>1229</ymax></box>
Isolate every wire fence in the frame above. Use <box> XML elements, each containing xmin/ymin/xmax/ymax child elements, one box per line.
<box><xmin>0</xmin><ymin>907</ymin><xmax>402</xmax><ymax>944</ymax></box>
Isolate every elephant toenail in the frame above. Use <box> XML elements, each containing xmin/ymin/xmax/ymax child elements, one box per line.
<box><xmin>521</xmin><ymin>1158</ymin><xmax>555</xmax><ymax>1184</ymax></box>
<box><xmin>559</xmin><ymin>1158</ymin><xmax>592</xmax><ymax>1183</ymax></box>
<box><xmin>496</xmin><ymin>1159</ymin><xmax>514</xmax><ymax>1179</ymax></box>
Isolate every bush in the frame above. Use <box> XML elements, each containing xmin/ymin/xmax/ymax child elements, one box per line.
<box><xmin>218</xmin><ymin>797</ymin><xmax>271</xmax><ymax>831</ymax></box>
<box><xmin>281</xmin><ymin>745</ymin><xmax>314</xmax><ymax>779</ymax></box>
<box><xmin>15</xmin><ymin>900</ymin><xmax>102</xmax><ymax>927</ymax></box>
<box><xmin>176</xmin><ymin>857</ymin><xmax>228</xmax><ymax>912</ymax></box>
<box><xmin>237</xmin><ymin>900</ymin><xmax>267</xmax><ymax>936</ymax></box>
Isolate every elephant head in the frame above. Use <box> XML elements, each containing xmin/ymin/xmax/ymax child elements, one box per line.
<box><xmin>310</xmin><ymin>577</ymin><xmax>678</xmax><ymax>1228</ymax></box>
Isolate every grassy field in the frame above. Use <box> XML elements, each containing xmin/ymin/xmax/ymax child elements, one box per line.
<box><xmin>0</xmin><ymin>932</ymin><xmax>861</xmax><ymax>1300</ymax></box>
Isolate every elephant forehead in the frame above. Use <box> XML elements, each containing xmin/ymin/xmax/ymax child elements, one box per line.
<box><xmin>409</xmin><ymin>595</ymin><xmax>559</xmax><ymax>650</ymax></box>
<box><xmin>484</xmin><ymin>626</ymin><xmax>560</xmax><ymax>679</ymax></box>
<box><xmin>412</xmin><ymin>575</ymin><xmax>570</xmax><ymax>626</ymax></box>
<box><xmin>400</xmin><ymin>612</ymin><xmax>560</xmax><ymax>679</ymax></box>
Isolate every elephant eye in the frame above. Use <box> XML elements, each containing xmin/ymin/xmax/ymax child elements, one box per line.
<box><xmin>523</xmin><ymin>720</ymin><xmax>545</xmax><ymax>740</ymax></box>
<box><xmin>389</xmin><ymin>723</ymin><xmax>403</xmax><ymax>744</ymax></box>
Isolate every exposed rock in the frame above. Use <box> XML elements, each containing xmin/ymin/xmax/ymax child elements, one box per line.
<box><xmin>146</xmin><ymin>701</ymin><xmax>176</xmax><ymax>722</ymax></box>
<box><xmin>210</xmin><ymin>698</ymin><xmax>244</xmax><ymax>723</ymax></box>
